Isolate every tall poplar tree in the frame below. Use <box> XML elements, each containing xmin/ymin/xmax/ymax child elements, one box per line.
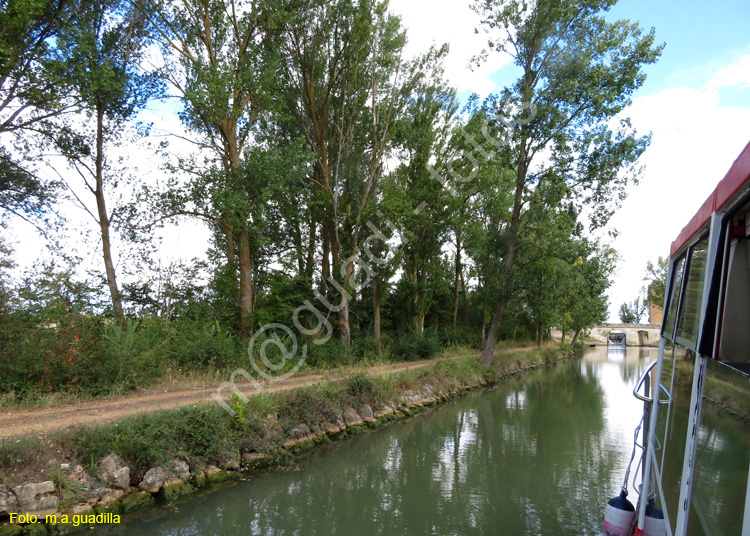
<box><xmin>386</xmin><ymin>46</ymin><xmax>455</xmax><ymax>334</ymax></box>
<box><xmin>53</xmin><ymin>0</ymin><xmax>158</xmax><ymax>319</ymax></box>
<box><xmin>283</xmin><ymin>0</ymin><xmax>409</xmax><ymax>349</ymax></box>
<box><xmin>472</xmin><ymin>0</ymin><xmax>662</xmax><ymax>366</ymax></box>
<box><xmin>136</xmin><ymin>0</ymin><xmax>299</xmax><ymax>335</ymax></box>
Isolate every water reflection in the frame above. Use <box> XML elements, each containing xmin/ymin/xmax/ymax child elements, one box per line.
<box><xmin>655</xmin><ymin>351</ymin><xmax>749</xmax><ymax>535</ymax></box>
<box><xmin>89</xmin><ymin>348</ymin><xmax>677</xmax><ymax>536</ymax></box>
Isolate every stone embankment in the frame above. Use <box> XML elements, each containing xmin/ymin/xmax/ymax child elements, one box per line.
<box><xmin>0</xmin><ymin>384</ymin><xmax>479</xmax><ymax>535</ymax></box>
<box><xmin>0</xmin><ymin>347</ymin><xmax>574</xmax><ymax>535</ymax></box>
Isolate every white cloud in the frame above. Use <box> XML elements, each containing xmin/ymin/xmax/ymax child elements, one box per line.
<box><xmin>389</xmin><ymin>0</ymin><xmax>510</xmax><ymax>97</ymax></box>
<box><xmin>605</xmin><ymin>82</ymin><xmax>750</xmax><ymax>321</ymax></box>
<box><xmin>706</xmin><ymin>54</ymin><xmax>750</xmax><ymax>89</ymax></box>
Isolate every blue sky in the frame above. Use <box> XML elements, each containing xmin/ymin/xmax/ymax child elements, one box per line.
<box><xmin>392</xmin><ymin>0</ymin><xmax>750</xmax><ymax>322</ymax></box>
<box><xmin>609</xmin><ymin>0</ymin><xmax>750</xmax><ymax>97</ymax></box>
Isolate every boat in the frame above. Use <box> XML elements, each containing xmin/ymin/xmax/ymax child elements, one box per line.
<box><xmin>603</xmin><ymin>142</ymin><xmax>750</xmax><ymax>536</ymax></box>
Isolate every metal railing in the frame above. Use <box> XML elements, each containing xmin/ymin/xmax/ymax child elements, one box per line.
<box><xmin>633</xmin><ymin>360</ymin><xmax>672</xmax><ymax>405</ymax></box>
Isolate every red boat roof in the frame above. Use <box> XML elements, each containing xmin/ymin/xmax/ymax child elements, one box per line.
<box><xmin>670</xmin><ymin>141</ymin><xmax>750</xmax><ymax>258</ymax></box>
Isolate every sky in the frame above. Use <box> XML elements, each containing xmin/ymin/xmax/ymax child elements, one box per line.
<box><xmin>389</xmin><ymin>0</ymin><xmax>750</xmax><ymax>322</ymax></box>
<box><xmin>8</xmin><ymin>0</ymin><xmax>750</xmax><ymax>325</ymax></box>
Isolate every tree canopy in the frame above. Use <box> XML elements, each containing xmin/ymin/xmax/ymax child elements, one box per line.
<box><xmin>0</xmin><ymin>0</ymin><xmax>662</xmax><ymax>396</ymax></box>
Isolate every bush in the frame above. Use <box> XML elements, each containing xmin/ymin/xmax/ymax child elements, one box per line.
<box><xmin>345</xmin><ymin>372</ymin><xmax>382</xmax><ymax>403</ymax></box>
<box><xmin>168</xmin><ymin>317</ymin><xmax>242</xmax><ymax>370</ymax></box>
<box><xmin>303</xmin><ymin>337</ymin><xmax>351</xmax><ymax>369</ymax></box>
<box><xmin>68</xmin><ymin>405</ymin><xmax>237</xmax><ymax>474</ymax></box>
<box><xmin>0</xmin><ymin>310</ymin><xmax>119</xmax><ymax>396</ymax></box>
<box><xmin>437</xmin><ymin>326</ymin><xmax>482</xmax><ymax>349</ymax></box>
<box><xmin>387</xmin><ymin>328</ymin><xmax>443</xmax><ymax>361</ymax></box>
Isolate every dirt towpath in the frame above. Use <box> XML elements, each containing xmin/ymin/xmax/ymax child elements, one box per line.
<box><xmin>1</xmin><ymin>350</ymin><xmax>522</xmax><ymax>440</ymax></box>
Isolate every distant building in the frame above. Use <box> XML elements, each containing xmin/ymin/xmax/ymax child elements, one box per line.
<box><xmin>649</xmin><ymin>285</ymin><xmax>663</xmax><ymax>324</ymax></box>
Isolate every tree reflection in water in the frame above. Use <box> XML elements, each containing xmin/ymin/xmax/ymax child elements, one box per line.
<box><xmin>89</xmin><ymin>348</ymin><xmax>747</xmax><ymax>536</ymax></box>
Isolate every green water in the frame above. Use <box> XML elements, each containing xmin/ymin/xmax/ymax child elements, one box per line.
<box><xmin>89</xmin><ymin>348</ymin><xmax>747</xmax><ymax>535</ymax></box>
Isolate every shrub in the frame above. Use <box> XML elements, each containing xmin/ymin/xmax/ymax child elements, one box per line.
<box><xmin>345</xmin><ymin>373</ymin><xmax>383</xmax><ymax>403</ymax></box>
<box><xmin>387</xmin><ymin>328</ymin><xmax>443</xmax><ymax>362</ymax></box>
<box><xmin>303</xmin><ymin>337</ymin><xmax>351</xmax><ymax>369</ymax></box>
<box><xmin>169</xmin><ymin>317</ymin><xmax>242</xmax><ymax>370</ymax></box>
<box><xmin>68</xmin><ymin>405</ymin><xmax>237</xmax><ymax>474</ymax></box>
<box><xmin>278</xmin><ymin>389</ymin><xmax>332</xmax><ymax>428</ymax></box>
<box><xmin>0</xmin><ymin>310</ymin><xmax>117</xmax><ymax>396</ymax></box>
<box><xmin>438</xmin><ymin>326</ymin><xmax>482</xmax><ymax>349</ymax></box>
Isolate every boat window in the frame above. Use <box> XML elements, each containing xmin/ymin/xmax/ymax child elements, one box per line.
<box><xmin>653</xmin><ymin>345</ymin><xmax>689</xmax><ymax>532</ymax></box>
<box><xmin>689</xmin><ymin>358</ymin><xmax>750</xmax><ymax>535</ymax></box>
<box><xmin>718</xmin><ymin>229</ymin><xmax>750</xmax><ymax>368</ymax></box>
<box><xmin>663</xmin><ymin>255</ymin><xmax>686</xmax><ymax>340</ymax></box>
<box><xmin>675</xmin><ymin>237</ymin><xmax>709</xmax><ymax>349</ymax></box>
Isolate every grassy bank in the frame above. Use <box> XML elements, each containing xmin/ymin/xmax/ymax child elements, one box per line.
<box><xmin>0</xmin><ymin>343</ymin><xmax>575</xmax><ymax>498</ymax></box>
<box><xmin>0</xmin><ymin>315</ymin><xmax>493</xmax><ymax>409</ymax></box>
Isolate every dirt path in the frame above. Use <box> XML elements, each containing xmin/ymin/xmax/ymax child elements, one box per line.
<box><xmin>1</xmin><ymin>351</ymin><xmax>512</xmax><ymax>440</ymax></box>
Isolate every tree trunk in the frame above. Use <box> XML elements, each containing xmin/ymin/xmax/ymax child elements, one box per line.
<box><xmin>479</xmin><ymin>303</ymin><xmax>504</xmax><ymax>368</ymax></box>
<box><xmin>94</xmin><ymin>105</ymin><xmax>124</xmax><ymax>320</ymax></box>
<box><xmin>336</xmin><ymin>248</ymin><xmax>354</xmax><ymax>351</ymax></box>
<box><xmin>570</xmin><ymin>329</ymin><xmax>581</xmax><ymax>347</ymax></box>
<box><xmin>238</xmin><ymin>228</ymin><xmax>254</xmax><ymax>336</ymax></box>
<box><xmin>373</xmin><ymin>231</ymin><xmax>382</xmax><ymax>353</ymax></box>
<box><xmin>322</xmin><ymin>223</ymin><xmax>331</xmax><ymax>283</ymax></box>
<box><xmin>410</xmin><ymin>259</ymin><xmax>419</xmax><ymax>331</ymax></box>
<box><xmin>374</xmin><ymin>288</ymin><xmax>381</xmax><ymax>353</ymax></box>
<box><xmin>460</xmin><ymin>268</ymin><xmax>469</xmax><ymax>326</ymax></box>
<box><xmin>536</xmin><ymin>282</ymin><xmax>543</xmax><ymax>346</ymax></box>
<box><xmin>452</xmin><ymin>235</ymin><xmax>461</xmax><ymax>328</ymax></box>
<box><xmin>481</xmin><ymin>319</ymin><xmax>486</xmax><ymax>350</ymax></box>
<box><xmin>223</xmin><ymin>214</ymin><xmax>235</xmax><ymax>265</ymax></box>
<box><xmin>479</xmin><ymin>140</ymin><xmax>528</xmax><ymax>368</ymax></box>
<box><xmin>306</xmin><ymin>206</ymin><xmax>316</xmax><ymax>282</ymax></box>
<box><xmin>337</xmin><ymin>301</ymin><xmax>351</xmax><ymax>350</ymax></box>
<box><xmin>293</xmin><ymin>212</ymin><xmax>305</xmax><ymax>277</ymax></box>
<box><xmin>221</xmin><ymin>120</ymin><xmax>254</xmax><ymax>335</ymax></box>
<box><xmin>536</xmin><ymin>320</ymin><xmax>543</xmax><ymax>347</ymax></box>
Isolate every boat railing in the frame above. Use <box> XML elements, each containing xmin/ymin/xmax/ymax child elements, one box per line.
<box><xmin>633</xmin><ymin>360</ymin><xmax>672</xmax><ymax>405</ymax></box>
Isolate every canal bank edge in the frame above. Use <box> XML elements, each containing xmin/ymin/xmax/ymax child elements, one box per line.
<box><xmin>0</xmin><ymin>344</ymin><xmax>577</xmax><ymax>535</ymax></box>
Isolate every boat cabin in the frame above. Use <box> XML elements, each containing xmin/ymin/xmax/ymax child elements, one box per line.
<box><xmin>636</xmin><ymin>142</ymin><xmax>750</xmax><ymax>536</ymax></box>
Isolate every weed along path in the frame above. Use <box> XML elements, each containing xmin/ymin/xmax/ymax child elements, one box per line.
<box><xmin>1</xmin><ymin>350</ymin><xmax>535</xmax><ymax>440</ymax></box>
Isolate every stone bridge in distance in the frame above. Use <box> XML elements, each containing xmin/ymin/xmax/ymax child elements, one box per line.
<box><xmin>587</xmin><ymin>324</ymin><xmax>662</xmax><ymax>346</ymax></box>
<box><xmin>551</xmin><ymin>324</ymin><xmax>662</xmax><ymax>346</ymax></box>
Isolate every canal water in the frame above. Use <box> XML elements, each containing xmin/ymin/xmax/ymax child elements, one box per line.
<box><xmin>89</xmin><ymin>347</ymin><xmax>747</xmax><ymax>535</ymax></box>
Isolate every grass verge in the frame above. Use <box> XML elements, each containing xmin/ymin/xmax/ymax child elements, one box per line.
<box><xmin>0</xmin><ymin>342</ymin><xmax>574</xmax><ymax>495</ymax></box>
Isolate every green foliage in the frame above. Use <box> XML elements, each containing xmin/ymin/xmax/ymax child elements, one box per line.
<box><xmin>278</xmin><ymin>388</ymin><xmax>335</xmax><ymax>429</ymax></box>
<box><xmin>387</xmin><ymin>328</ymin><xmax>443</xmax><ymax>361</ymax></box>
<box><xmin>0</xmin><ymin>0</ymin><xmax>78</xmax><ymax>138</ymax></box>
<box><xmin>302</xmin><ymin>337</ymin><xmax>351</xmax><ymax>369</ymax></box>
<box><xmin>230</xmin><ymin>392</ymin><xmax>247</xmax><ymax>423</ymax></box>
<box><xmin>345</xmin><ymin>373</ymin><xmax>379</xmax><ymax>401</ymax></box>
<box><xmin>437</xmin><ymin>326</ymin><xmax>482</xmax><ymax>349</ymax></box>
<box><xmin>644</xmin><ymin>256</ymin><xmax>668</xmax><ymax>309</ymax></box>
<box><xmin>619</xmin><ymin>297</ymin><xmax>647</xmax><ymax>324</ymax></box>
<box><xmin>0</xmin><ymin>0</ymin><xmax>647</xmax><ymax>396</ymax></box>
<box><xmin>468</xmin><ymin>0</ymin><xmax>662</xmax><ymax>360</ymax></box>
<box><xmin>0</xmin><ymin>263</ymin><xmax>244</xmax><ymax>398</ymax></box>
<box><xmin>0</xmin><ymin>150</ymin><xmax>54</xmax><ymax>220</ymax></box>
<box><xmin>245</xmin><ymin>391</ymin><xmax>280</xmax><ymax>418</ymax></box>
<box><xmin>68</xmin><ymin>405</ymin><xmax>237</xmax><ymax>472</ymax></box>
